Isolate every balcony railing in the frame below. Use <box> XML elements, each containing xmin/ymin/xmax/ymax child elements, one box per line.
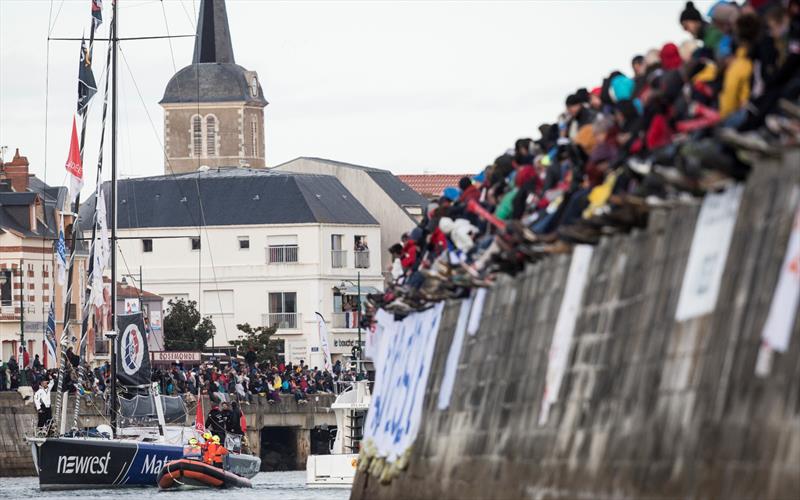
<box><xmin>262</xmin><ymin>312</ymin><xmax>301</xmax><ymax>330</ymax></box>
<box><xmin>331</xmin><ymin>250</ymin><xmax>347</xmax><ymax>269</ymax></box>
<box><xmin>266</xmin><ymin>245</ymin><xmax>298</xmax><ymax>264</ymax></box>
<box><xmin>331</xmin><ymin>311</ymin><xmax>360</xmax><ymax>329</ymax></box>
<box><xmin>354</xmin><ymin>250</ymin><xmax>370</xmax><ymax>269</ymax></box>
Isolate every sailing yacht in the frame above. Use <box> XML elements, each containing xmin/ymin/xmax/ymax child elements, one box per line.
<box><xmin>28</xmin><ymin>0</ymin><xmax>260</xmax><ymax>489</ymax></box>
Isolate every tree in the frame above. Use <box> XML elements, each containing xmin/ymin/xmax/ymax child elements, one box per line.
<box><xmin>230</xmin><ymin>323</ymin><xmax>280</xmax><ymax>366</ymax></box>
<box><xmin>163</xmin><ymin>299</ymin><xmax>215</xmax><ymax>350</ymax></box>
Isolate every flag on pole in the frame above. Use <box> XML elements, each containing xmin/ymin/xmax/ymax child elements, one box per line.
<box><xmin>195</xmin><ymin>386</ymin><xmax>205</xmax><ymax>433</ymax></box>
<box><xmin>65</xmin><ymin>116</ymin><xmax>83</xmax><ymax>203</ymax></box>
<box><xmin>56</xmin><ymin>228</ymin><xmax>67</xmax><ymax>288</ymax></box>
<box><xmin>91</xmin><ymin>0</ymin><xmax>103</xmax><ymax>28</ymax></box>
<box><xmin>45</xmin><ymin>301</ymin><xmax>57</xmax><ymax>367</ymax></box>
<box><xmin>91</xmin><ymin>189</ymin><xmax>110</xmax><ymax>307</ymax></box>
<box><xmin>315</xmin><ymin>312</ymin><xmax>333</xmax><ymax>372</ymax></box>
<box><xmin>77</xmin><ymin>38</ymin><xmax>97</xmax><ymax>116</ymax></box>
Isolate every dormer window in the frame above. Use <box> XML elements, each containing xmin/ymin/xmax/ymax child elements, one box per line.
<box><xmin>250</xmin><ymin>76</ymin><xmax>258</xmax><ymax>98</ymax></box>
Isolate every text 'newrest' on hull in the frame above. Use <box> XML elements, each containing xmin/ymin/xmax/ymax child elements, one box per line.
<box><xmin>35</xmin><ymin>438</ymin><xmax>184</xmax><ymax>490</ymax></box>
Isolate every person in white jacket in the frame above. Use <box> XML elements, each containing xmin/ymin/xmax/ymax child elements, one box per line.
<box><xmin>34</xmin><ymin>378</ymin><xmax>52</xmax><ymax>429</ymax></box>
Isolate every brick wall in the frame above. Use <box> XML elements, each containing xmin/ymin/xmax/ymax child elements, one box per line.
<box><xmin>352</xmin><ymin>150</ymin><xmax>800</xmax><ymax>500</ymax></box>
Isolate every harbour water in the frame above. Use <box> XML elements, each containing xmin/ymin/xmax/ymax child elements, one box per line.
<box><xmin>0</xmin><ymin>471</ymin><xmax>350</xmax><ymax>500</ymax></box>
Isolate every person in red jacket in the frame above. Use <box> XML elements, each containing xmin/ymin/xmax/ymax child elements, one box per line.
<box><xmin>400</xmin><ymin>233</ymin><xmax>417</xmax><ymax>271</ymax></box>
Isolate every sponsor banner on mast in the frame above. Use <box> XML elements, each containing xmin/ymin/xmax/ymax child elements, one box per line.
<box><xmin>116</xmin><ymin>313</ymin><xmax>152</xmax><ymax>387</ymax></box>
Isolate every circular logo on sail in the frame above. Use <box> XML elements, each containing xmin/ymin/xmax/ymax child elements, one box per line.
<box><xmin>121</xmin><ymin>323</ymin><xmax>145</xmax><ymax>376</ymax></box>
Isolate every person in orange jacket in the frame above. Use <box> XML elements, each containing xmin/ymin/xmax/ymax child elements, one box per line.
<box><xmin>201</xmin><ymin>432</ymin><xmax>214</xmax><ymax>464</ymax></box>
<box><xmin>209</xmin><ymin>435</ymin><xmax>228</xmax><ymax>468</ymax></box>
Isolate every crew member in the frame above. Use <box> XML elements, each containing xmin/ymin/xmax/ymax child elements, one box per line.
<box><xmin>210</xmin><ymin>435</ymin><xmax>228</xmax><ymax>468</ymax></box>
<box><xmin>34</xmin><ymin>379</ymin><xmax>52</xmax><ymax>430</ymax></box>
<box><xmin>205</xmin><ymin>404</ymin><xmax>227</xmax><ymax>446</ymax></box>
<box><xmin>201</xmin><ymin>432</ymin><xmax>213</xmax><ymax>464</ymax></box>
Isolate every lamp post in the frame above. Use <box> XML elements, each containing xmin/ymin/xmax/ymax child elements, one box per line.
<box><xmin>19</xmin><ymin>260</ymin><xmax>27</xmax><ymax>386</ymax></box>
<box><xmin>338</xmin><ymin>272</ymin><xmax>362</xmax><ymax>373</ymax></box>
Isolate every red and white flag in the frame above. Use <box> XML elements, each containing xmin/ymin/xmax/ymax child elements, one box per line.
<box><xmin>194</xmin><ymin>387</ymin><xmax>205</xmax><ymax>433</ymax></box>
<box><xmin>65</xmin><ymin>116</ymin><xmax>83</xmax><ymax>203</ymax></box>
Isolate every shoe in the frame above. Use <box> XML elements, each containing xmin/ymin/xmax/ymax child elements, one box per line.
<box><xmin>717</xmin><ymin>128</ymin><xmax>777</xmax><ymax>155</ymax></box>
<box><xmin>779</xmin><ymin>99</ymin><xmax>800</xmax><ymax>120</ymax></box>
<box><xmin>627</xmin><ymin>157</ymin><xmax>652</xmax><ymax>176</ymax></box>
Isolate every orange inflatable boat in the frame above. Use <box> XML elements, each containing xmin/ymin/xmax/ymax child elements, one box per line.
<box><xmin>157</xmin><ymin>459</ymin><xmax>253</xmax><ymax>489</ymax></box>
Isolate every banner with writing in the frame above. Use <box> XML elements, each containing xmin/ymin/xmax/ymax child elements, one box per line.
<box><xmin>675</xmin><ymin>185</ymin><xmax>743</xmax><ymax>321</ymax></box>
<box><xmin>363</xmin><ymin>303</ymin><xmax>444</xmax><ymax>462</ymax></box>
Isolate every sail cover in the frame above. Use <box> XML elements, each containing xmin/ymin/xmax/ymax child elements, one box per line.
<box><xmin>119</xmin><ymin>394</ymin><xmax>187</xmax><ymax>423</ymax></box>
<box><xmin>116</xmin><ymin>313</ymin><xmax>152</xmax><ymax>387</ymax></box>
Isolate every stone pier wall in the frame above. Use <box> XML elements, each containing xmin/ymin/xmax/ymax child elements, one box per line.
<box><xmin>352</xmin><ymin>150</ymin><xmax>800</xmax><ymax>500</ymax></box>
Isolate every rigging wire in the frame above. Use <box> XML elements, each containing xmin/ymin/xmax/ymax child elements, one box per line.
<box><xmin>116</xmin><ymin>44</ymin><xmax>229</xmax><ymax>341</ymax></box>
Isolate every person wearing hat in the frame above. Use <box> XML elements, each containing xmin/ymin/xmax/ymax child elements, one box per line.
<box><xmin>210</xmin><ymin>435</ymin><xmax>228</xmax><ymax>468</ymax></box>
<box><xmin>185</xmin><ymin>437</ymin><xmax>202</xmax><ymax>458</ymax></box>
<box><xmin>679</xmin><ymin>1</ymin><xmax>724</xmax><ymax>56</ymax></box>
<box><xmin>205</xmin><ymin>404</ymin><xmax>227</xmax><ymax>446</ymax></box>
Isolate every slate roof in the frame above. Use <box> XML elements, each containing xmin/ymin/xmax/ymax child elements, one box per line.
<box><xmin>396</xmin><ymin>174</ymin><xmax>470</xmax><ymax>198</ymax></box>
<box><xmin>160</xmin><ymin>0</ymin><xmax>266</xmax><ymax>106</ymax></box>
<box><xmin>0</xmin><ymin>178</ymin><xmax>66</xmax><ymax>239</ymax></box>
<box><xmin>79</xmin><ymin>168</ymin><xmax>378</xmax><ymax>229</ymax></box>
<box><xmin>276</xmin><ymin>157</ymin><xmax>428</xmax><ymax>208</ymax></box>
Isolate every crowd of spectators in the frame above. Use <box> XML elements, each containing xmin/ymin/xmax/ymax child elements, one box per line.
<box><xmin>152</xmin><ymin>357</ymin><xmax>362</xmax><ymax>405</ymax></box>
<box><xmin>376</xmin><ymin>0</ymin><xmax>800</xmax><ymax>317</ymax></box>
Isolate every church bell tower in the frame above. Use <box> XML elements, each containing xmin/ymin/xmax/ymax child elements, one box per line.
<box><xmin>160</xmin><ymin>0</ymin><xmax>268</xmax><ymax>174</ymax></box>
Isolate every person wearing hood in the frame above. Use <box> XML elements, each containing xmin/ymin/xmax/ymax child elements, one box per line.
<box><xmin>680</xmin><ymin>1</ymin><xmax>724</xmax><ymax>56</ymax></box>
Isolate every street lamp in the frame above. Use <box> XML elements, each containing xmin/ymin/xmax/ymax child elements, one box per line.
<box><xmin>18</xmin><ymin>260</ymin><xmax>27</xmax><ymax>386</ymax></box>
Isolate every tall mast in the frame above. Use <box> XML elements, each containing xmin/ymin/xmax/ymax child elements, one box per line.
<box><xmin>109</xmin><ymin>0</ymin><xmax>119</xmax><ymax>432</ymax></box>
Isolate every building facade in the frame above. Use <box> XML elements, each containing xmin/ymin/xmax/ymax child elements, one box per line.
<box><xmin>160</xmin><ymin>0</ymin><xmax>267</xmax><ymax>174</ymax></box>
<box><xmin>81</xmin><ymin>169</ymin><xmax>383</xmax><ymax>367</ymax></box>
<box><xmin>273</xmin><ymin>157</ymin><xmax>427</xmax><ymax>274</ymax></box>
<box><xmin>0</xmin><ymin>149</ymin><xmax>87</xmax><ymax>368</ymax></box>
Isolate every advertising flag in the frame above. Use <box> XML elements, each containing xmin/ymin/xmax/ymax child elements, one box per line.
<box><xmin>91</xmin><ymin>189</ymin><xmax>110</xmax><ymax>307</ymax></box>
<box><xmin>91</xmin><ymin>0</ymin><xmax>103</xmax><ymax>28</ymax></box>
<box><xmin>315</xmin><ymin>312</ymin><xmax>333</xmax><ymax>372</ymax></box>
<box><xmin>56</xmin><ymin>229</ymin><xmax>67</xmax><ymax>287</ymax></box>
<box><xmin>195</xmin><ymin>386</ymin><xmax>205</xmax><ymax>433</ymax></box>
<box><xmin>77</xmin><ymin>38</ymin><xmax>97</xmax><ymax>116</ymax></box>
<box><xmin>65</xmin><ymin>116</ymin><xmax>83</xmax><ymax>203</ymax></box>
<box><xmin>45</xmin><ymin>301</ymin><xmax>57</xmax><ymax>367</ymax></box>
<box><xmin>116</xmin><ymin>313</ymin><xmax>152</xmax><ymax>387</ymax></box>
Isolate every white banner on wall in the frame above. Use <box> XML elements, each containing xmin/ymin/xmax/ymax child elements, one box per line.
<box><xmin>437</xmin><ymin>296</ymin><xmax>474</xmax><ymax>410</ymax></box>
<box><xmin>315</xmin><ymin>312</ymin><xmax>333</xmax><ymax>372</ymax></box>
<box><xmin>467</xmin><ymin>288</ymin><xmax>488</xmax><ymax>336</ymax></box>
<box><xmin>675</xmin><ymin>184</ymin><xmax>744</xmax><ymax>321</ymax></box>
<box><xmin>363</xmin><ymin>302</ymin><xmax>445</xmax><ymax>463</ymax></box>
<box><xmin>539</xmin><ymin>244</ymin><xmax>594</xmax><ymax>426</ymax></box>
<box><xmin>761</xmin><ymin>204</ymin><xmax>800</xmax><ymax>353</ymax></box>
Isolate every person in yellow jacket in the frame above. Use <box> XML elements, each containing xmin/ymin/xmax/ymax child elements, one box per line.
<box><xmin>719</xmin><ymin>14</ymin><xmax>761</xmax><ymax>118</ymax></box>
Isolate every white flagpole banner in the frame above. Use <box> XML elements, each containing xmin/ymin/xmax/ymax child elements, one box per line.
<box><xmin>315</xmin><ymin>312</ymin><xmax>333</xmax><ymax>372</ymax></box>
<box><xmin>467</xmin><ymin>287</ymin><xmax>488</xmax><ymax>336</ymax></box>
<box><xmin>760</xmin><ymin>204</ymin><xmax>800</xmax><ymax>353</ymax></box>
<box><xmin>91</xmin><ymin>189</ymin><xmax>110</xmax><ymax>307</ymax></box>
<box><xmin>539</xmin><ymin>244</ymin><xmax>594</xmax><ymax>425</ymax></box>
<box><xmin>437</xmin><ymin>296</ymin><xmax>474</xmax><ymax>410</ymax></box>
<box><xmin>364</xmin><ymin>302</ymin><xmax>445</xmax><ymax>463</ymax></box>
<box><xmin>675</xmin><ymin>184</ymin><xmax>744</xmax><ymax>321</ymax></box>
<box><xmin>365</xmin><ymin>308</ymin><xmax>393</xmax><ymax>361</ymax></box>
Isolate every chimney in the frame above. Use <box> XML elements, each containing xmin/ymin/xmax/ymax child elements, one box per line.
<box><xmin>0</xmin><ymin>148</ymin><xmax>30</xmax><ymax>192</ymax></box>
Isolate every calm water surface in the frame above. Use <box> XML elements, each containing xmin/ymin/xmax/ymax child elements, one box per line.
<box><xmin>0</xmin><ymin>471</ymin><xmax>350</xmax><ymax>500</ymax></box>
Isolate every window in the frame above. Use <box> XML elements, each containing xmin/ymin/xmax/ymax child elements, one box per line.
<box><xmin>250</xmin><ymin>76</ymin><xmax>259</xmax><ymax>98</ymax></box>
<box><xmin>238</xmin><ymin>236</ymin><xmax>250</xmax><ymax>250</ymax></box>
<box><xmin>331</xmin><ymin>234</ymin><xmax>346</xmax><ymax>268</ymax></box>
<box><xmin>266</xmin><ymin>235</ymin><xmax>299</xmax><ymax>263</ymax></box>
<box><xmin>0</xmin><ymin>270</ymin><xmax>12</xmax><ymax>307</ymax></box>
<box><xmin>142</xmin><ymin>239</ymin><xmax>153</xmax><ymax>253</ymax></box>
<box><xmin>354</xmin><ymin>235</ymin><xmax>369</xmax><ymax>268</ymax></box>
<box><xmin>205</xmin><ymin>115</ymin><xmax>217</xmax><ymax>157</ymax></box>
<box><xmin>191</xmin><ymin>115</ymin><xmax>203</xmax><ymax>157</ymax></box>
<box><xmin>191</xmin><ymin>237</ymin><xmax>201</xmax><ymax>251</ymax></box>
<box><xmin>251</xmin><ymin>117</ymin><xmax>258</xmax><ymax>157</ymax></box>
<box><xmin>203</xmin><ymin>289</ymin><xmax>234</xmax><ymax>316</ymax></box>
<box><xmin>268</xmin><ymin>292</ymin><xmax>298</xmax><ymax>329</ymax></box>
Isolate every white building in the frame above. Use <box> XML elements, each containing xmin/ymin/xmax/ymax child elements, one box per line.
<box><xmin>81</xmin><ymin>168</ymin><xmax>383</xmax><ymax>367</ymax></box>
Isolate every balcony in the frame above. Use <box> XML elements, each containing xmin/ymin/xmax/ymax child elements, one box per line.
<box><xmin>266</xmin><ymin>245</ymin><xmax>298</xmax><ymax>264</ymax></box>
<box><xmin>262</xmin><ymin>312</ymin><xmax>301</xmax><ymax>330</ymax></box>
<box><xmin>354</xmin><ymin>250</ymin><xmax>370</xmax><ymax>269</ymax></box>
<box><xmin>331</xmin><ymin>311</ymin><xmax>360</xmax><ymax>330</ymax></box>
<box><xmin>331</xmin><ymin>250</ymin><xmax>347</xmax><ymax>269</ymax></box>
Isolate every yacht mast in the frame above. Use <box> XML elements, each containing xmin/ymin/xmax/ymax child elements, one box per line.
<box><xmin>109</xmin><ymin>0</ymin><xmax>119</xmax><ymax>433</ymax></box>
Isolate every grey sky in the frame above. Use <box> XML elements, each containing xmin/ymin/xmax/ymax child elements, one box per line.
<box><xmin>0</xmin><ymin>0</ymin><xmax>713</xmax><ymax>194</ymax></box>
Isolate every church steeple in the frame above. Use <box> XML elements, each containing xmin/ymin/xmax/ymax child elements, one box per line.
<box><xmin>192</xmin><ymin>0</ymin><xmax>235</xmax><ymax>64</ymax></box>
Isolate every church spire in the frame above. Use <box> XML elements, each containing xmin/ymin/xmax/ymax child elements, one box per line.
<box><xmin>192</xmin><ymin>0</ymin><xmax>235</xmax><ymax>64</ymax></box>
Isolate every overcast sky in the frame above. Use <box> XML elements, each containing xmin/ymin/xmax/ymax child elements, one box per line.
<box><xmin>0</xmin><ymin>0</ymin><xmax>714</xmax><ymax>194</ymax></box>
